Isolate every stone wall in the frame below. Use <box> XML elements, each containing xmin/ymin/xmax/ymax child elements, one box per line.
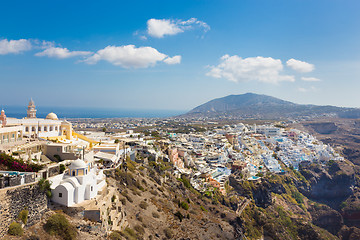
<box><xmin>0</xmin><ymin>173</ymin><xmax>36</xmax><ymax>189</ymax></box>
<box><xmin>0</xmin><ymin>183</ymin><xmax>47</xmax><ymax>237</ymax></box>
<box><xmin>8</xmin><ymin>175</ymin><xmax>21</xmax><ymax>187</ymax></box>
<box><xmin>25</xmin><ymin>173</ymin><xmax>35</xmax><ymax>184</ymax></box>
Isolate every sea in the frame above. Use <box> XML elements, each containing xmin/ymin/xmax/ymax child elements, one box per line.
<box><xmin>1</xmin><ymin>106</ymin><xmax>186</xmax><ymax>119</ymax></box>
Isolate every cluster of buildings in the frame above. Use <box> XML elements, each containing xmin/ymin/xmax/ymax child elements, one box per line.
<box><xmin>162</xmin><ymin>123</ymin><xmax>344</xmax><ymax>195</ymax></box>
<box><xmin>0</xmin><ymin>101</ymin><xmax>346</xmax><ymax>229</ymax></box>
<box><xmin>71</xmin><ymin>118</ymin><xmax>157</xmax><ymax>130</ymax></box>
<box><xmin>0</xmin><ymin>100</ymin><xmax>124</xmax><ymax>208</ymax></box>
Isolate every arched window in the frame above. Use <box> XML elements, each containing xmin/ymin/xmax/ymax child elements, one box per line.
<box><xmin>32</xmin><ymin>126</ymin><xmax>35</xmax><ymax>132</ymax></box>
<box><xmin>38</xmin><ymin>127</ymin><xmax>41</xmax><ymax>131</ymax></box>
<box><xmin>44</xmin><ymin>126</ymin><xmax>47</xmax><ymax>131</ymax></box>
<box><xmin>50</xmin><ymin>126</ymin><xmax>53</xmax><ymax>131</ymax></box>
<box><xmin>25</xmin><ymin>127</ymin><xmax>29</xmax><ymax>132</ymax></box>
<box><xmin>55</xmin><ymin>126</ymin><xmax>58</xmax><ymax>131</ymax></box>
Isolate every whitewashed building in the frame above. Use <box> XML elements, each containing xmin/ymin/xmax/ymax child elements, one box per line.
<box><xmin>50</xmin><ymin>159</ymin><xmax>106</xmax><ymax>207</ymax></box>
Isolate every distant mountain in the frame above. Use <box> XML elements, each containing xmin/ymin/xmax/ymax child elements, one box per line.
<box><xmin>184</xmin><ymin>93</ymin><xmax>360</xmax><ymax>119</ymax></box>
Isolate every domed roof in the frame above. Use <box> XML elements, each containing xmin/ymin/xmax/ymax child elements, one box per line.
<box><xmin>69</xmin><ymin>159</ymin><xmax>87</xmax><ymax>169</ymax></box>
<box><xmin>46</xmin><ymin>112</ymin><xmax>58</xmax><ymax>120</ymax></box>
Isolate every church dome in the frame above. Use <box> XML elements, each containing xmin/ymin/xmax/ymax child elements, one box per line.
<box><xmin>69</xmin><ymin>159</ymin><xmax>87</xmax><ymax>169</ymax></box>
<box><xmin>46</xmin><ymin>112</ymin><xmax>58</xmax><ymax>120</ymax></box>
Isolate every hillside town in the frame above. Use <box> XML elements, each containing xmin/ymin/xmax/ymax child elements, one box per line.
<box><xmin>0</xmin><ymin>100</ymin><xmax>346</xmax><ymax>239</ymax></box>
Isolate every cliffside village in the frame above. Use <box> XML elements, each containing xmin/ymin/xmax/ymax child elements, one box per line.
<box><xmin>0</xmin><ymin>100</ymin><xmax>344</xmax><ymax>235</ymax></box>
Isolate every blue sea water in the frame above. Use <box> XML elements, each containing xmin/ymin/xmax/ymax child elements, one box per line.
<box><xmin>1</xmin><ymin>106</ymin><xmax>185</xmax><ymax>119</ymax></box>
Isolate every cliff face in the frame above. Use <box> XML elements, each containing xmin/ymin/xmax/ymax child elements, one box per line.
<box><xmin>309</xmin><ymin>204</ymin><xmax>344</xmax><ymax>235</ymax></box>
<box><xmin>0</xmin><ymin>184</ymin><xmax>47</xmax><ymax>237</ymax></box>
<box><xmin>303</xmin><ymin>122</ymin><xmax>338</xmax><ymax>134</ymax></box>
<box><xmin>229</xmin><ymin>173</ymin><xmax>339</xmax><ymax>239</ymax></box>
<box><xmin>298</xmin><ymin>161</ymin><xmax>355</xmax><ymax>209</ymax></box>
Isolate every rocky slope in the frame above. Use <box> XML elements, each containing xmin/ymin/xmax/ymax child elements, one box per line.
<box><xmin>3</xmin><ymin>158</ymin><xmax>360</xmax><ymax>240</ymax></box>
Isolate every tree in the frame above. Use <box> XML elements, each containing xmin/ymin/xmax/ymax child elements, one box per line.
<box><xmin>38</xmin><ymin>178</ymin><xmax>52</xmax><ymax>198</ymax></box>
<box><xmin>18</xmin><ymin>208</ymin><xmax>29</xmax><ymax>225</ymax></box>
<box><xmin>59</xmin><ymin>164</ymin><xmax>65</xmax><ymax>174</ymax></box>
<box><xmin>8</xmin><ymin>222</ymin><xmax>23</xmax><ymax>236</ymax></box>
<box><xmin>44</xmin><ymin>213</ymin><xmax>77</xmax><ymax>240</ymax></box>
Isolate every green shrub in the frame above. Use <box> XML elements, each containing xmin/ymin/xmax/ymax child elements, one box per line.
<box><xmin>178</xmin><ymin>175</ymin><xmax>191</xmax><ymax>188</ymax></box>
<box><xmin>18</xmin><ymin>208</ymin><xmax>29</xmax><ymax>225</ymax></box>
<box><xmin>174</xmin><ymin>211</ymin><xmax>184</xmax><ymax>222</ymax></box>
<box><xmin>180</xmin><ymin>201</ymin><xmax>189</xmax><ymax>210</ymax></box>
<box><xmin>121</xmin><ymin>227</ymin><xmax>137</xmax><ymax>240</ymax></box>
<box><xmin>291</xmin><ymin>191</ymin><xmax>304</xmax><ymax>205</ymax></box>
<box><xmin>109</xmin><ymin>231</ymin><xmax>122</xmax><ymax>240</ymax></box>
<box><xmin>139</xmin><ymin>201</ymin><xmax>148</xmax><ymax>209</ymax></box>
<box><xmin>54</xmin><ymin>155</ymin><xmax>61</xmax><ymax>162</ymax></box>
<box><xmin>8</xmin><ymin>222</ymin><xmax>23</xmax><ymax>236</ymax></box>
<box><xmin>59</xmin><ymin>164</ymin><xmax>66</xmax><ymax>173</ymax></box>
<box><xmin>44</xmin><ymin>213</ymin><xmax>77</xmax><ymax>240</ymax></box>
<box><xmin>340</xmin><ymin>201</ymin><xmax>347</xmax><ymax>209</ymax></box>
<box><xmin>38</xmin><ymin>178</ymin><xmax>52</xmax><ymax>198</ymax></box>
<box><xmin>164</xmin><ymin>228</ymin><xmax>173</xmax><ymax>239</ymax></box>
<box><xmin>122</xmin><ymin>192</ymin><xmax>133</xmax><ymax>203</ymax></box>
<box><xmin>134</xmin><ymin>225</ymin><xmax>145</xmax><ymax>235</ymax></box>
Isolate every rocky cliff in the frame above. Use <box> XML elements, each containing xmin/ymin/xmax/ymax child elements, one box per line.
<box><xmin>298</xmin><ymin>161</ymin><xmax>355</xmax><ymax>209</ymax></box>
<box><xmin>0</xmin><ymin>184</ymin><xmax>47</xmax><ymax>237</ymax></box>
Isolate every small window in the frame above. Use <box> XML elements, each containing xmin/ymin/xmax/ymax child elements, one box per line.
<box><xmin>44</xmin><ymin>127</ymin><xmax>47</xmax><ymax>131</ymax></box>
<box><xmin>38</xmin><ymin>127</ymin><xmax>41</xmax><ymax>131</ymax></box>
<box><xmin>91</xmin><ymin>186</ymin><xmax>93</xmax><ymax>191</ymax></box>
<box><xmin>72</xmin><ymin>171</ymin><xmax>75</xmax><ymax>176</ymax></box>
<box><xmin>25</xmin><ymin>127</ymin><xmax>29</xmax><ymax>132</ymax></box>
<box><xmin>59</xmin><ymin>193</ymin><xmax>62</xmax><ymax>198</ymax></box>
<box><xmin>50</xmin><ymin>126</ymin><xmax>53</xmax><ymax>131</ymax></box>
<box><xmin>55</xmin><ymin>126</ymin><xmax>58</xmax><ymax>131</ymax></box>
<box><xmin>32</xmin><ymin>127</ymin><xmax>35</xmax><ymax>132</ymax></box>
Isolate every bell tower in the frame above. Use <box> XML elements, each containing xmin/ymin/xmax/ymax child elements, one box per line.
<box><xmin>27</xmin><ymin>98</ymin><xmax>37</xmax><ymax>118</ymax></box>
<box><xmin>0</xmin><ymin>109</ymin><xmax>6</xmax><ymax>126</ymax></box>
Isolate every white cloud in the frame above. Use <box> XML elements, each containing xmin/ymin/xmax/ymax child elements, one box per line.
<box><xmin>164</xmin><ymin>55</ymin><xmax>181</xmax><ymax>65</ymax></box>
<box><xmin>147</xmin><ymin>18</ymin><xmax>210</xmax><ymax>38</ymax></box>
<box><xmin>0</xmin><ymin>39</ymin><xmax>32</xmax><ymax>55</ymax></box>
<box><xmin>84</xmin><ymin>45</ymin><xmax>179</xmax><ymax>68</ymax></box>
<box><xmin>286</xmin><ymin>58</ymin><xmax>315</xmax><ymax>73</ymax></box>
<box><xmin>207</xmin><ymin>55</ymin><xmax>295</xmax><ymax>84</ymax></box>
<box><xmin>301</xmin><ymin>77</ymin><xmax>321</xmax><ymax>82</ymax></box>
<box><xmin>35</xmin><ymin>47</ymin><xmax>92</xmax><ymax>59</ymax></box>
<box><xmin>298</xmin><ymin>86</ymin><xmax>317</xmax><ymax>92</ymax></box>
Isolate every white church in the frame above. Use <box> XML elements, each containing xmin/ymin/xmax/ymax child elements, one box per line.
<box><xmin>1</xmin><ymin>99</ymin><xmax>74</xmax><ymax>143</ymax></box>
<box><xmin>50</xmin><ymin>159</ymin><xmax>106</xmax><ymax>207</ymax></box>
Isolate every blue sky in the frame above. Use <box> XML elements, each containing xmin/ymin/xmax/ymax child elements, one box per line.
<box><xmin>1</xmin><ymin>0</ymin><xmax>360</xmax><ymax>111</ymax></box>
